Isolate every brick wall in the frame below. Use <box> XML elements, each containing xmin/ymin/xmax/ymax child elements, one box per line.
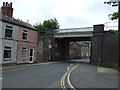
<box><xmin>91</xmin><ymin>24</ymin><xmax>119</xmax><ymax>65</ymax></box>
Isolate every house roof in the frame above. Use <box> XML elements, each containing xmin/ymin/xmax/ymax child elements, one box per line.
<box><xmin>0</xmin><ymin>14</ymin><xmax>36</xmax><ymax>31</ymax></box>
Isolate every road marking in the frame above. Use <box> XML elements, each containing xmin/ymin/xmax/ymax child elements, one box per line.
<box><xmin>0</xmin><ymin>78</ymin><xmax>3</xmax><ymax>80</ymax></box>
<box><xmin>61</xmin><ymin>64</ymin><xmax>79</xmax><ymax>90</ymax></box>
<box><xmin>61</xmin><ymin>70</ymin><xmax>69</xmax><ymax>90</ymax></box>
<box><xmin>67</xmin><ymin>67</ymin><xmax>69</xmax><ymax>71</ymax></box>
<box><xmin>67</xmin><ymin>65</ymin><xmax>79</xmax><ymax>90</ymax></box>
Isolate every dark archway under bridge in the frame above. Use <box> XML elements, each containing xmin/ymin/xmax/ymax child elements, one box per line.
<box><xmin>53</xmin><ymin>28</ymin><xmax>92</xmax><ymax>61</ymax></box>
<box><xmin>54</xmin><ymin>37</ymin><xmax>91</xmax><ymax>61</ymax></box>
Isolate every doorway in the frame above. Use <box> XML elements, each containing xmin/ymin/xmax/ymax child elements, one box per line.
<box><xmin>29</xmin><ymin>48</ymin><xmax>34</xmax><ymax>63</ymax></box>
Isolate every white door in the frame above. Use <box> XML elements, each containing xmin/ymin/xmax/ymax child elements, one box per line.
<box><xmin>29</xmin><ymin>48</ymin><xmax>34</xmax><ymax>63</ymax></box>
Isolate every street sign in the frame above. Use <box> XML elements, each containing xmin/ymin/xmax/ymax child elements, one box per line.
<box><xmin>48</xmin><ymin>44</ymin><xmax>52</xmax><ymax>49</ymax></box>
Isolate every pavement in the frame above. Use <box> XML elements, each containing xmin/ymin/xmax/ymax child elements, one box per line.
<box><xmin>1</xmin><ymin>59</ymin><xmax>89</xmax><ymax>71</ymax></box>
<box><xmin>70</xmin><ymin>63</ymin><xmax>119</xmax><ymax>89</ymax></box>
<box><xmin>2</xmin><ymin>61</ymin><xmax>57</xmax><ymax>71</ymax></box>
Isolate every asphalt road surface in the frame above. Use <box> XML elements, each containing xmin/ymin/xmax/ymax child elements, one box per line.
<box><xmin>2</xmin><ymin>59</ymin><xmax>118</xmax><ymax>89</ymax></box>
<box><xmin>70</xmin><ymin>64</ymin><xmax>118</xmax><ymax>88</ymax></box>
<box><xmin>2</xmin><ymin>62</ymin><xmax>70</xmax><ymax>88</ymax></box>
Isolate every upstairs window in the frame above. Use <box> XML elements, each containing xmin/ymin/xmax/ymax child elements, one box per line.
<box><xmin>5</xmin><ymin>25</ymin><xmax>13</xmax><ymax>38</ymax></box>
<box><xmin>4</xmin><ymin>46</ymin><xmax>11</xmax><ymax>59</ymax></box>
<box><xmin>22</xmin><ymin>30</ymin><xmax>28</xmax><ymax>40</ymax></box>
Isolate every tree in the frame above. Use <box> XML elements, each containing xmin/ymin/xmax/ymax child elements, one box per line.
<box><xmin>104</xmin><ymin>0</ymin><xmax>120</xmax><ymax>20</ymax></box>
<box><xmin>34</xmin><ymin>18</ymin><xmax>60</xmax><ymax>34</ymax></box>
<box><xmin>43</xmin><ymin>18</ymin><xmax>60</xmax><ymax>29</ymax></box>
<box><xmin>104</xmin><ymin>0</ymin><xmax>120</xmax><ymax>37</ymax></box>
<box><xmin>34</xmin><ymin>23</ymin><xmax>46</xmax><ymax>34</ymax></box>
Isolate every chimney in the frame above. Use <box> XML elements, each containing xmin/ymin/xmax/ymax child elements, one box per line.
<box><xmin>3</xmin><ymin>2</ymin><xmax>5</xmax><ymax>6</ymax></box>
<box><xmin>1</xmin><ymin>2</ymin><xmax>13</xmax><ymax>17</ymax></box>
<box><xmin>10</xmin><ymin>2</ymin><xmax>12</xmax><ymax>7</ymax></box>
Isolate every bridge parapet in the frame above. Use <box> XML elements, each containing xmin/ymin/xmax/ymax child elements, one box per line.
<box><xmin>54</xmin><ymin>27</ymin><xmax>93</xmax><ymax>34</ymax></box>
<box><xmin>54</xmin><ymin>27</ymin><xmax>93</xmax><ymax>38</ymax></box>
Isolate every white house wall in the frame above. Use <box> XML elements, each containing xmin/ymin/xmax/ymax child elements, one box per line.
<box><xmin>2</xmin><ymin>22</ymin><xmax>19</xmax><ymax>64</ymax></box>
<box><xmin>0</xmin><ymin>21</ymin><xmax>2</xmax><ymax>64</ymax></box>
<box><xmin>2</xmin><ymin>22</ymin><xmax>19</xmax><ymax>40</ymax></box>
<box><xmin>0</xmin><ymin>12</ymin><xmax>2</xmax><ymax>89</ymax></box>
<box><xmin>2</xmin><ymin>39</ymin><xmax>17</xmax><ymax>64</ymax></box>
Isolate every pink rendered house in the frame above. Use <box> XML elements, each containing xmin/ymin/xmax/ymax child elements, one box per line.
<box><xmin>17</xmin><ymin>25</ymin><xmax>38</xmax><ymax>64</ymax></box>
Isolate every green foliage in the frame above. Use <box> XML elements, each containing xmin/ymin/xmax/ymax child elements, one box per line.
<box><xmin>104</xmin><ymin>1</ymin><xmax>120</xmax><ymax>38</ymax></box>
<box><xmin>92</xmin><ymin>63</ymin><xmax>119</xmax><ymax>69</ymax></box>
<box><xmin>34</xmin><ymin>18</ymin><xmax>60</xmax><ymax>34</ymax></box>
<box><xmin>101</xmin><ymin>64</ymin><xmax>119</xmax><ymax>69</ymax></box>
<box><xmin>43</xmin><ymin>18</ymin><xmax>60</xmax><ymax>29</ymax></box>
<box><xmin>104</xmin><ymin>1</ymin><xmax>120</xmax><ymax>20</ymax></box>
<box><xmin>109</xmin><ymin>29</ymin><xmax>118</xmax><ymax>33</ymax></box>
<box><xmin>34</xmin><ymin>23</ymin><xmax>46</xmax><ymax>34</ymax></box>
<box><xmin>109</xmin><ymin>12</ymin><xmax>120</xmax><ymax>20</ymax></box>
<box><xmin>104</xmin><ymin>1</ymin><xmax>119</xmax><ymax>6</ymax></box>
<box><xmin>118</xmin><ymin>30</ymin><xmax>120</xmax><ymax>38</ymax></box>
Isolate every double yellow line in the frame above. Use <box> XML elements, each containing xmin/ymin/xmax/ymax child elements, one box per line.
<box><xmin>61</xmin><ymin>64</ymin><xmax>79</xmax><ymax>90</ymax></box>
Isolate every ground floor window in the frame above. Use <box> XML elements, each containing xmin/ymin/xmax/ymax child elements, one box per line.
<box><xmin>22</xmin><ymin>47</ymin><xmax>27</xmax><ymax>58</ymax></box>
<box><xmin>4</xmin><ymin>46</ymin><xmax>11</xmax><ymax>58</ymax></box>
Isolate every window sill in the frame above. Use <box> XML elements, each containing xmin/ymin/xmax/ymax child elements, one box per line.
<box><xmin>22</xmin><ymin>39</ymin><xmax>28</xmax><ymax>41</ymax></box>
<box><xmin>22</xmin><ymin>57</ymin><xmax>27</xmax><ymax>59</ymax></box>
<box><xmin>3</xmin><ymin>58</ymin><xmax>12</xmax><ymax>61</ymax></box>
<box><xmin>4</xmin><ymin>37</ymin><xmax>13</xmax><ymax>40</ymax></box>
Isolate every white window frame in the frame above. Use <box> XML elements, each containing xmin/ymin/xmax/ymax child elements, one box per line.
<box><xmin>5</xmin><ymin>25</ymin><xmax>13</xmax><ymax>39</ymax></box>
<box><xmin>22</xmin><ymin>30</ymin><xmax>28</xmax><ymax>41</ymax></box>
<box><xmin>22</xmin><ymin>47</ymin><xmax>27</xmax><ymax>59</ymax></box>
<box><xmin>3</xmin><ymin>46</ymin><xmax>12</xmax><ymax>59</ymax></box>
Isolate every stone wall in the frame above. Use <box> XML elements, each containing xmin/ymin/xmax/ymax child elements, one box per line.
<box><xmin>37</xmin><ymin>34</ymin><xmax>44</xmax><ymax>62</ymax></box>
<box><xmin>37</xmin><ymin>29</ymin><xmax>54</xmax><ymax>62</ymax></box>
<box><xmin>69</xmin><ymin>42</ymin><xmax>90</xmax><ymax>59</ymax></box>
<box><xmin>91</xmin><ymin>24</ymin><xmax>119</xmax><ymax>65</ymax></box>
<box><xmin>102</xmin><ymin>31</ymin><xmax>119</xmax><ymax>64</ymax></box>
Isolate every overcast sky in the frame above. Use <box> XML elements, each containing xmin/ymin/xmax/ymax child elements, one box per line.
<box><xmin>0</xmin><ymin>0</ymin><xmax>118</xmax><ymax>29</ymax></box>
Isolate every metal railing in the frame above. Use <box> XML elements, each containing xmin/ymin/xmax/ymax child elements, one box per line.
<box><xmin>54</xmin><ymin>21</ymin><xmax>118</xmax><ymax>34</ymax></box>
<box><xmin>55</xmin><ymin>27</ymin><xmax>93</xmax><ymax>33</ymax></box>
<box><xmin>104</xmin><ymin>21</ymin><xmax>118</xmax><ymax>31</ymax></box>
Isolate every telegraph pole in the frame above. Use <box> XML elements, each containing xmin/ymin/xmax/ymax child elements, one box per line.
<box><xmin>118</xmin><ymin>1</ymin><xmax>120</xmax><ymax>70</ymax></box>
<box><xmin>118</xmin><ymin>1</ymin><xmax>120</xmax><ymax>34</ymax></box>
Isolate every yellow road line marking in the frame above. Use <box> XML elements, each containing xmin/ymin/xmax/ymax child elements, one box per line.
<box><xmin>61</xmin><ymin>64</ymin><xmax>79</xmax><ymax>90</ymax></box>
